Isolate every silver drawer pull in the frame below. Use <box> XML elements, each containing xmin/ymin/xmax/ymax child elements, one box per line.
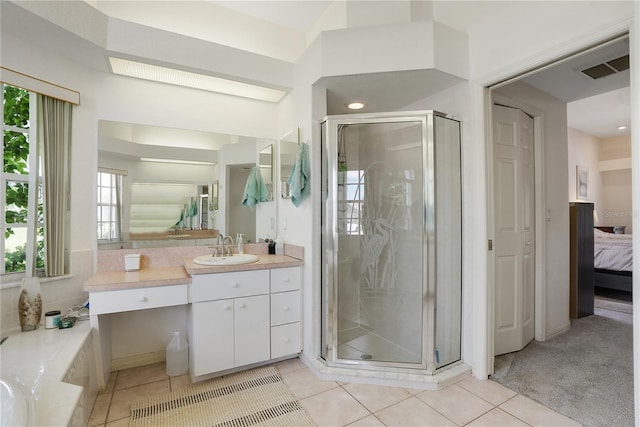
<box><xmin>138</xmin><ymin>296</ymin><xmax>147</xmax><ymax>302</ymax></box>
<box><xmin>284</xmin><ymin>306</ymin><xmax>291</xmax><ymax>311</ymax></box>
<box><xmin>224</xmin><ymin>305</ymin><xmax>232</xmax><ymax>311</ymax></box>
<box><xmin>283</xmin><ymin>277</ymin><xmax>290</xmax><ymax>282</ymax></box>
<box><xmin>231</xmin><ymin>282</ymin><xmax>239</xmax><ymax>288</ymax></box>
<box><xmin>238</xmin><ymin>303</ymin><xmax>246</xmax><ymax>309</ymax></box>
<box><xmin>284</xmin><ymin>338</ymin><xmax>291</xmax><ymax>343</ymax></box>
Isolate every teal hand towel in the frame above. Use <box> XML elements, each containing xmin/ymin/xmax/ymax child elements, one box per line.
<box><xmin>287</xmin><ymin>142</ymin><xmax>310</xmax><ymax>207</ymax></box>
<box><xmin>242</xmin><ymin>166</ymin><xmax>268</xmax><ymax>208</ymax></box>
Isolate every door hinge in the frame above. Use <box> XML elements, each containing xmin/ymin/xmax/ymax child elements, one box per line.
<box><xmin>488</xmin><ymin>240</ymin><xmax>493</xmax><ymax>251</ymax></box>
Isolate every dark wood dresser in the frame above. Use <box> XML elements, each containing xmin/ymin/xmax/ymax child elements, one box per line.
<box><xmin>569</xmin><ymin>202</ymin><xmax>594</xmax><ymax>319</ymax></box>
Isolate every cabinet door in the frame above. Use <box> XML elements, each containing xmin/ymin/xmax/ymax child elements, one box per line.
<box><xmin>191</xmin><ymin>300</ymin><xmax>234</xmax><ymax>376</ymax></box>
<box><xmin>234</xmin><ymin>295</ymin><xmax>270</xmax><ymax>367</ymax></box>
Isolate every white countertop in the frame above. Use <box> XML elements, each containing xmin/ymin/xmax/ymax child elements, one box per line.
<box><xmin>84</xmin><ymin>254</ymin><xmax>303</xmax><ymax>292</ymax></box>
<box><xmin>184</xmin><ymin>254</ymin><xmax>303</xmax><ymax>275</ymax></box>
<box><xmin>0</xmin><ymin>321</ymin><xmax>92</xmax><ymax>426</ymax></box>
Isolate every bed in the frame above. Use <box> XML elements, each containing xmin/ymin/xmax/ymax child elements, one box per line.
<box><xmin>594</xmin><ymin>228</ymin><xmax>633</xmax><ymax>293</ymax></box>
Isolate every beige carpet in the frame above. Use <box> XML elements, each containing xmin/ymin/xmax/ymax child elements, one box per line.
<box><xmin>595</xmin><ymin>295</ymin><xmax>633</xmax><ymax>314</ymax></box>
<box><xmin>130</xmin><ymin>366</ymin><xmax>315</xmax><ymax>427</ymax></box>
<box><xmin>492</xmin><ymin>306</ymin><xmax>634</xmax><ymax>427</ymax></box>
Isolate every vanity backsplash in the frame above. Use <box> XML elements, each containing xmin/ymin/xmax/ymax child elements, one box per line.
<box><xmin>97</xmin><ymin>242</ymin><xmax>303</xmax><ymax>272</ymax></box>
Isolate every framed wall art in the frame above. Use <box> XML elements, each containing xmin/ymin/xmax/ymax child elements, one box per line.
<box><xmin>576</xmin><ymin>166</ymin><xmax>588</xmax><ymax>200</ymax></box>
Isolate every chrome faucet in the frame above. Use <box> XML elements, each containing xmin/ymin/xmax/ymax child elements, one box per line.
<box><xmin>213</xmin><ymin>235</ymin><xmax>234</xmax><ymax>257</ymax></box>
<box><xmin>222</xmin><ymin>235</ymin><xmax>234</xmax><ymax>256</ymax></box>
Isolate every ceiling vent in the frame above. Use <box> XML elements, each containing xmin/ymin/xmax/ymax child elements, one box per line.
<box><xmin>581</xmin><ymin>54</ymin><xmax>630</xmax><ymax>79</ymax></box>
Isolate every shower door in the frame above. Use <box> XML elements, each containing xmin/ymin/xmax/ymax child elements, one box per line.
<box><xmin>321</xmin><ymin>111</ymin><xmax>461</xmax><ymax>372</ymax></box>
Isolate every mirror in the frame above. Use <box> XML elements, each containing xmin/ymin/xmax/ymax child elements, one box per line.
<box><xmin>279</xmin><ymin>128</ymin><xmax>299</xmax><ymax>199</ymax></box>
<box><xmin>209</xmin><ymin>181</ymin><xmax>219</xmax><ymax>211</ymax></box>
<box><xmin>98</xmin><ymin>120</ymin><xmax>275</xmax><ymax>248</ymax></box>
<box><xmin>259</xmin><ymin>144</ymin><xmax>274</xmax><ymax>201</ymax></box>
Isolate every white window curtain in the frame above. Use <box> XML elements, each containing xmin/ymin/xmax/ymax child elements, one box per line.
<box><xmin>37</xmin><ymin>94</ymin><xmax>72</xmax><ymax>277</ymax></box>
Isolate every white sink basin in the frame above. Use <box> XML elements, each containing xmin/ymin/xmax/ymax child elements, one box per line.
<box><xmin>168</xmin><ymin>234</ymin><xmax>191</xmax><ymax>239</ymax></box>
<box><xmin>193</xmin><ymin>254</ymin><xmax>259</xmax><ymax>266</ymax></box>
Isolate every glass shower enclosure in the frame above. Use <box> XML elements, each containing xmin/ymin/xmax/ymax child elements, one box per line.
<box><xmin>321</xmin><ymin>111</ymin><xmax>462</xmax><ymax>374</ymax></box>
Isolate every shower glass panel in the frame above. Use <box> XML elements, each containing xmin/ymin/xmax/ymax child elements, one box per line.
<box><xmin>321</xmin><ymin>111</ymin><xmax>461</xmax><ymax>373</ymax></box>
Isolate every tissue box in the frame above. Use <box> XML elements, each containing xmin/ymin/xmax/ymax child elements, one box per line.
<box><xmin>125</xmin><ymin>254</ymin><xmax>141</xmax><ymax>271</ymax></box>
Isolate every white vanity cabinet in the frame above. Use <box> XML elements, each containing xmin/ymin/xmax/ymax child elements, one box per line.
<box><xmin>190</xmin><ymin>295</ymin><xmax>270</xmax><ymax>375</ymax></box>
<box><xmin>270</xmin><ymin>267</ymin><xmax>302</xmax><ymax>360</ymax></box>
<box><xmin>189</xmin><ymin>270</ymin><xmax>271</xmax><ymax>377</ymax></box>
<box><xmin>188</xmin><ymin>266</ymin><xmax>302</xmax><ymax>379</ymax></box>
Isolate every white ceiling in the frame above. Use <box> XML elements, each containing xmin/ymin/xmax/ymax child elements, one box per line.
<box><xmin>209</xmin><ymin>1</ymin><xmax>331</xmax><ymax>31</ymax></box>
<box><xmin>567</xmin><ymin>87</ymin><xmax>630</xmax><ymax>139</ymax></box>
<box><xmin>212</xmin><ymin>2</ymin><xmax>631</xmax><ymax>138</ymax></box>
<box><xmin>521</xmin><ymin>36</ymin><xmax>630</xmax><ymax>138</ymax></box>
<box><xmin>7</xmin><ymin>1</ymin><xmax>631</xmax><ymax>139</ymax></box>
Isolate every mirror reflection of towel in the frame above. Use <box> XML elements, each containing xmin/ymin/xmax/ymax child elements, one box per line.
<box><xmin>288</xmin><ymin>143</ymin><xmax>310</xmax><ymax>207</ymax></box>
<box><xmin>242</xmin><ymin>166</ymin><xmax>268</xmax><ymax>208</ymax></box>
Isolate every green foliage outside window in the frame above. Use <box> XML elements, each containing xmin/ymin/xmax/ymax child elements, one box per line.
<box><xmin>3</xmin><ymin>85</ymin><xmax>44</xmax><ymax>273</ymax></box>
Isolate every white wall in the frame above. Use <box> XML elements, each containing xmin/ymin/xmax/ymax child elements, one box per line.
<box><xmin>601</xmin><ymin>169</ymin><xmax>633</xmax><ymax>233</ymax></box>
<box><xmin>600</xmin><ymin>134</ymin><xmax>633</xmax><ymax>233</ymax></box>
<box><xmin>567</xmin><ymin>130</ymin><xmax>633</xmax><ymax>233</ymax></box>
<box><xmin>567</xmin><ymin>128</ymin><xmax>603</xmax><ymax>215</ymax></box>
<box><xmin>2</xmin><ymin>1</ymin><xmax>636</xmax><ymax>383</ymax></box>
<box><xmin>0</xmin><ymin>26</ymin><xmax>278</xmax><ymax>342</ymax></box>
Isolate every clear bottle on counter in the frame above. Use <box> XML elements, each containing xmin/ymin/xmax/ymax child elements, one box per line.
<box><xmin>237</xmin><ymin>233</ymin><xmax>244</xmax><ymax>254</ymax></box>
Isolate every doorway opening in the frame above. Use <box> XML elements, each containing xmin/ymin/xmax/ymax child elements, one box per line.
<box><xmin>486</xmin><ymin>33</ymin><xmax>633</xmax><ymax>425</ymax></box>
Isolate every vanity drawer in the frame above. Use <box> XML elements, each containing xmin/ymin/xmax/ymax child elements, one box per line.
<box><xmin>270</xmin><ymin>291</ymin><xmax>301</xmax><ymax>326</ymax></box>
<box><xmin>190</xmin><ymin>270</ymin><xmax>269</xmax><ymax>302</ymax></box>
<box><xmin>90</xmin><ymin>284</ymin><xmax>187</xmax><ymax>315</ymax></box>
<box><xmin>271</xmin><ymin>323</ymin><xmax>301</xmax><ymax>359</ymax></box>
<box><xmin>271</xmin><ymin>267</ymin><xmax>301</xmax><ymax>293</ymax></box>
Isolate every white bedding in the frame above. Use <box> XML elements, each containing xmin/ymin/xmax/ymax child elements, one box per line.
<box><xmin>594</xmin><ymin>229</ymin><xmax>633</xmax><ymax>272</ymax></box>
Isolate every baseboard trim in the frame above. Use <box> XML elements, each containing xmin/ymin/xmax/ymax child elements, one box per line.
<box><xmin>111</xmin><ymin>351</ymin><xmax>165</xmax><ymax>371</ymax></box>
<box><xmin>544</xmin><ymin>322</ymin><xmax>571</xmax><ymax>341</ymax></box>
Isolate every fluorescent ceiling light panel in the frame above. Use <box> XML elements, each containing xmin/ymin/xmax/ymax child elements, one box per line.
<box><xmin>109</xmin><ymin>57</ymin><xmax>286</xmax><ymax>103</ymax></box>
<box><xmin>140</xmin><ymin>157</ymin><xmax>216</xmax><ymax>166</ymax></box>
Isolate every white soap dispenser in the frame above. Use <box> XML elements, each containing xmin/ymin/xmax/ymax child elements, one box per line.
<box><xmin>275</xmin><ymin>236</ymin><xmax>284</xmax><ymax>255</ymax></box>
<box><xmin>237</xmin><ymin>233</ymin><xmax>244</xmax><ymax>254</ymax></box>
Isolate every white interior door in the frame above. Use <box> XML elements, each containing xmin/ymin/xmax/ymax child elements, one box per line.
<box><xmin>493</xmin><ymin>105</ymin><xmax>535</xmax><ymax>356</ymax></box>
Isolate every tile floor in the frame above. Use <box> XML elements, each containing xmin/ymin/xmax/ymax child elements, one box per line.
<box><xmin>88</xmin><ymin>358</ymin><xmax>581</xmax><ymax>427</ymax></box>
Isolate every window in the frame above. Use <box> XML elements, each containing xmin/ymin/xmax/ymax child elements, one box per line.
<box><xmin>338</xmin><ymin>169</ymin><xmax>365</xmax><ymax>235</ymax></box>
<box><xmin>97</xmin><ymin>171</ymin><xmax>123</xmax><ymax>242</ymax></box>
<box><xmin>2</xmin><ymin>84</ymin><xmax>42</xmax><ymax>276</ymax></box>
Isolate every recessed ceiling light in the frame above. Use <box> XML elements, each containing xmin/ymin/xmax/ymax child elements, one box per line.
<box><xmin>109</xmin><ymin>57</ymin><xmax>286</xmax><ymax>103</ymax></box>
<box><xmin>617</xmin><ymin>125</ymin><xmax>628</xmax><ymax>131</ymax></box>
<box><xmin>347</xmin><ymin>102</ymin><xmax>365</xmax><ymax>110</ymax></box>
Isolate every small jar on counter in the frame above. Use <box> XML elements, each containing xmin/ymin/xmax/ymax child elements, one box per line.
<box><xmin>45</xmin><ymin>310</ymin><xmax>61</xmax><ymax>329</ymax></box>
